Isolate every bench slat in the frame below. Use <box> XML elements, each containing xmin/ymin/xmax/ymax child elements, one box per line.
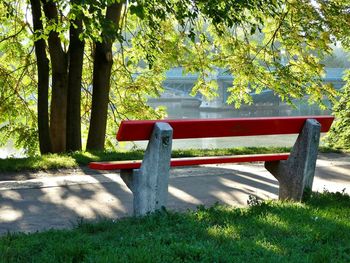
<box><xmin>116</xmin><ymin>116</ymin><xmax>334</xmax><ymax>141</ymax></box>
<box><xmin>89</xmin><ymin>153</ymin><xmax>290</xmax><ymax>170</ymax></box>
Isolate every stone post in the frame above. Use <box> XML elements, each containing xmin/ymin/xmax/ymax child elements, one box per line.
<box><xmin>121</xmin><ymin>122</ymin><xmax>173</xmax><ymax>216</ymax></box>
<box><xmin>265</xmin><ymin>119</ymin><xmax>321</xmax><ymax>201</ymax></box>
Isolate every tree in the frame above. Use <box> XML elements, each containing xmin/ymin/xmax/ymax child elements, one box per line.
<box><xmin>321</xmin><ymin>1</ymin><xmax>350</xmax><ymax>149</ymax></box>
<box><xmin>325</xmin><ymin>71</ymin><xmax>350</xmax><ymax>149</ymax></box>
<box><xmin>1</xmin><ymin>0</ymin><xmax>349</xmax><ymax>155</ymax></box>
<box><xmin>0</xmin><ymin>1</ymin><xmax>39</xmax><ymax>155</ymax></box>
<box><xmin>30</xmin><ymin>0</ymin><xmax>124</xmax><ymax>152</ymax></box>
<box><xmin>66</xmin><ymin>0</ymin><xmax>85</xmax><ymax>151</ymax></box>
<box><xmin>86</xmin><ymin>3</ymin><xmax>123</xmax><ymax>150</ymax></box>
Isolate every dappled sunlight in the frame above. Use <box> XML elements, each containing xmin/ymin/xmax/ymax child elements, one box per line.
<box><xmin>91</xmin><ymin>191</ymin><xmax>129</xmax><ymax>214</ymax></box>
<box><xmin>0</xmin><ymin>174</ymin><xmax>134</xmax><ymax>234</ymax></box>
<box><xmin>256</xmin><ymin>212</ymin><xmax>292</xmax><ymax>232</ymax></box>
<box><xmin>202</xmin><ymin>196</ymin><xmax>350</xmax><ymax>261</ymax></box>
<box><xmin>93</xmin><ymin>173</ymin><xmax>130</xmax><ymax>189</ymax></box>
<box><xmin>209</xmin><ymin>173</ymin><xmax>278</xmax><ymax>205</ymax></box>
<box><xmin>169</xmin><ymin>167</ymin><xmax>279</xmax><ymax>210</ymax></box>
<box><xmin>220</xmin><ymin>172</ymin><xmax>277</xmax><ymax>189</ymax></box>
<box><xmin>168</xmin><ymin>186</ymin><xmax>202</xmax><ymax>204</ymax></box>
<box><xmin>54</xmin><ymin>195</ymin><xmax>97</xmax><ymax>218</ymax></box>
<box><xmin>317</xmin><ymin>159</ymin><xmax>350</xmax><ymax>167</ymax></box>
<box><xmin>27</xmin><ymin>205</ymin><xmax>40</xmax><ymax>214</ymax></box>
<box><xmin>202</xmin><ymin>209</ymin><xmax>290</xmax><ymax>257</ymax></box>
<box><xmin>39</xmin><ymin>183</ymin><xmax>130</xmax><ymax>218</ymax></box>
<box><xmin>0</xmin><ymin>206</ymin><xmax>23</xmax><ymax>222</ymax></box>
<box><xmin>206</xmin><ymin>224</ymin><xmax>241</xmax><ymax>240</ymax></box>
<box><xmin>313</xmin><ymin>182</ymin><xmax>350</xmax><ymax>195</ymax></box>
<box><xmin>317</xmin><ymin>165</ymin><xmax>350</xmax><ymax>181</ymax></box>
<box><xmin>0</xmin><ymin>190</ymin><xmax>23</xmax><ymax>201</ymax></box>
<box><xmin>254</xmin><ymin>239</ymin><xmax>285</xmax><ymax>255</ymax></box>
<box><xmin>314</xmin><ymin>155</ymin><xmax>350</xmax><ymax>187</ymax></box>
<box><xmin>329</xmin><ymin>166</ymin><xmax>350</xmax><ymax>177</ymax></box>
<box><xmin>210</xmin><ymin>189</ymin><xmax>246</xmax><ymax>206</ymax></box>
<box><xmin>314</xmin><ymin>165</ymin><xmax>350</xmax><ymax>194</ymax></box>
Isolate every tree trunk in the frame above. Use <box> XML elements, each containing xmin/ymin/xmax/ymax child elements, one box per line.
<box><xmin>86</xmin><ymin>3</ymin><xmax>123</xmax><ymax>151</ymax></box>
<box><xmin>66</xmin><ymin>6</ymin><xmax>84</xmax><ymax>152</ymax></box>
<box><xmin>42</xmin><ymin>0</ymin><xmax>68</xmax><ymax>153</ymax></box>
<box><xmin>30</xmin><ymin>0</ymin><xmax>52</xmax><ymax>154</ymax></box>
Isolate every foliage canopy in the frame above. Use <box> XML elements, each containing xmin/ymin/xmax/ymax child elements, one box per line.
<box><xmin>0</xmin><ymin>0</ymin><xmax>349</xmax><ymax>154</ymax></box>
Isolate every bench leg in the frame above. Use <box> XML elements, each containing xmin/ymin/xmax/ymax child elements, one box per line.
<box><xmin>121</xmin><ymin>122</ymin><xmax>173</xmax><ymax>216</ymax></box>
<box><xmin>265</xmin><ymin>119</ymin><xmax>321</xmax><ymax>201</ymax></box>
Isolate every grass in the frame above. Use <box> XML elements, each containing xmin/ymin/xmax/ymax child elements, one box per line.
<box><xmin>0</xmin><ymin>191</ymin><xmax>349</xmax><ymax>262</ymax></box>
<box><xmin>0</xmin><ymin>146</ymin><xmax>343</xmax><ymax>173</ymax></box>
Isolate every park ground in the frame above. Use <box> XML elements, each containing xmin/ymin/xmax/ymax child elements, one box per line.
<box><xmin>0</xmin><ymin>152</ymin><xmax>349</xmax><ymax>234</ymax></box>
<box><xmin>0</xmin><ymin>151</ymin><xmax>349</xmax><ymax>262</ymax></box>
<box><xmin>0</xmin><ymin>152</ymin><xmax>349</xmax><ymax>262</ymax></box>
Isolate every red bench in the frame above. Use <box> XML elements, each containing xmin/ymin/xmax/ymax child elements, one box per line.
<box><xmin>89</xmin><ymin>116</ymin><xmax>334</xmax><ymax>215</ymax></box>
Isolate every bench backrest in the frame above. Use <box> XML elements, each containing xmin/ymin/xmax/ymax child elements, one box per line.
<box><xmin>116</xmin><ymin>116</ymin><xmax>334</xmax><ymax>141</ymax></box>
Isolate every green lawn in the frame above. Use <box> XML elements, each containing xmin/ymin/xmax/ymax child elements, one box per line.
<box><xmin>1</xmin><ymin>191</ymin><xmax>349</xmax><ymax>262</ymax></box>
<box><xmin>0</xmin><ymin>146</ymin><xmax>341</xmax><ymax>173</ymax></box>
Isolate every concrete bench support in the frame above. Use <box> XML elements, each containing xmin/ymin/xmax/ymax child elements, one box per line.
<box><xmin>120</xmin><ymin>122</ymin><xmax>173</xmax><ymax>216</ymax></box>
<box><xmin>265</xmin><ymin>119</ymin><xmax>321</xmax><ymax>201</ymax></box>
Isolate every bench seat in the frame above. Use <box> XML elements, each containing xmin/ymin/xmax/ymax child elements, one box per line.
<box><xmin>89</xmin><ymin>153</ymin><xmax>290</xmax><ymax>170</ymax></box>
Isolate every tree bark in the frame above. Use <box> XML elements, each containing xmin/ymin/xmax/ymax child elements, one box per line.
<box><xmin>30</xmin><ymin>0</ymin><xmax>52</xmax><ymax>154</ymax></box>
<box><xmin>66</xmin><ymin>4</ymin><xmax>84</xmax><ymax>152</ymax></box>
<box><xmin>86</xmin><ymin>3</ymin><xmax>123</xmax><ymax>151</ymax></box>
<box><xmin>42</xmin><ymin>0</ymin><xmax>68</xmax><ymax>153</ymax></box>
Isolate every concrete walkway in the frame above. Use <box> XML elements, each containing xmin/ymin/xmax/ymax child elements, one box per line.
<box><xmin>0</xmin><ymin>153</ymin><xmax>349</xmax><ymax>235</ymax></box>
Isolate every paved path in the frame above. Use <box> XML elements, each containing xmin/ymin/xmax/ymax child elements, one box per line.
<box><xmin>0</xmin><ymin>153</ymin><xmax>349</xmax><ymax>235</ymax></box>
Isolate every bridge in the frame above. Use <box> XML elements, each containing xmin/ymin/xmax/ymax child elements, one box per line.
<box><xmin>150</xmin><ymin>67</ymin><xmax>346</xmax><ymax>109</ymax></box>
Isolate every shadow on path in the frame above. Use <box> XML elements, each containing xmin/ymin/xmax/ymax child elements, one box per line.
<box><xmin>0</xmin><ymin>165</ymin><xmax>278</xmax><ymax>235</ymax></box>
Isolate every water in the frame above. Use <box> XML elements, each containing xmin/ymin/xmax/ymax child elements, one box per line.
<box><xmin>0</xmin><ymin>141</ymin><xmax>23</xmax><ymax>159</ymax></box>
<box><xmin>0</xmin><ymin>98</ymin><xmax>331</xmax><ymax>158</ymax></box>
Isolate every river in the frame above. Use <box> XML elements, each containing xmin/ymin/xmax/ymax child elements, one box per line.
<box><xmin>0</xmin><ymin>99</ymin><xmax>331</xmax><ymax>158</ymax></box>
